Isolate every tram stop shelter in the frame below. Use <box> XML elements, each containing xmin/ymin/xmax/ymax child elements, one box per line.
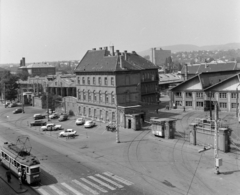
<box><xmin>150</xmin><ymin>118</ymin><xmax>176</xmax><ymax>139</ymax></box>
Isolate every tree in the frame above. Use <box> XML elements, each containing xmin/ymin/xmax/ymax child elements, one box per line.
<box><xmin>3</xmin><ymin>74</ymin><xmax>19</xmax><ymax>101</ymax></box>
<box><xmin>41</xmin><ymin>93</ymin><xmax>62</xmax><ymax>110</ymax></box>
<box><xmin>16</xmin><ymin>71</ymin><xmax>29</xmax><ymax>81</ymax></box>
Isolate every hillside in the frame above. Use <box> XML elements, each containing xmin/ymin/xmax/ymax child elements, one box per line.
<box><xmin>139</xmin><ymin>42</ymin><xmax>240</xmax><ymax>55</ymax></box>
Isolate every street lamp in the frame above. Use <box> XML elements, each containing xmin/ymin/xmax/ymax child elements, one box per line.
<box><xmin>236</xmin><ymin>83</ymin><xmax>240</xmax><ymax>118</ymax></box>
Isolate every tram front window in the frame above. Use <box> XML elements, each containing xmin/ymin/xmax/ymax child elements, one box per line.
<box><xmin>30</xmin><ymin>167</ymin><xmax>40</xmax><ymax>174</ymax></box>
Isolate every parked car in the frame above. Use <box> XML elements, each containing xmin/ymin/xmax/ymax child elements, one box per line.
<box><xmin>30</xmin><ymin>120</ymin><xmax>47</xmax><ymax>126</ymax></box>
<box><xmin>33</xmin><ymin>114</ymin><xmax>45</xmax><ymax>120</ymax></box>
<box><xmin>49</xmin><ymin>113</ymin><xmax>59</xmax><ymax>119</ymax></box>
<box><xmin>41</xmin><ymin>123</ymin><xmax>63</xmax><ymax>131</ymax></box>
<box><xmin>13</xmin><ymin>108</ymin><xmax>23</xmax><ymax>114</ymax></box>
<box><xmin>58</xmin><ymin>114</ymin><xmax>68</xmax><ymax>122</ymax></box>
<box><xmin>84</xmin><ymin>120</ymin><xmax>95</xmax><ymax>128</ymax></box>
<box><xmin>8</xmin><ymin>103</ymin><xmax>17</xmax><ymax>108</ymax></box>
<box><xmin>59</xmin><ymin>129</ymin><xmax>76</xmax><ymax>137</ymax></box>
<box><xmin>75</xmin><ymin>118</ymin><xmax>85</xmax><ymax>125</ymax></box>
<box><xmin>5</xmin><ymin>102</ymin><xmax>10</xmax><ymax>107</ymax></box>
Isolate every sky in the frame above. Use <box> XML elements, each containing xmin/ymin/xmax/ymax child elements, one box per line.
<box><xmin>1</xmin><ymin>0</ymin><xmax>240</xmax><ymax>64</ymax></box>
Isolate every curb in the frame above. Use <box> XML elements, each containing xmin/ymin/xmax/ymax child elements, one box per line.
<box><xmin>0</xmin><ymin>176</ymin><xmax>28</xmax><ymax>194</ymax></box>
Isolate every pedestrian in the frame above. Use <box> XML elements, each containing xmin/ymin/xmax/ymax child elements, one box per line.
<box><xmin>6</xmin><ymin>169</ymin><xmax>11</xmax><ymax>183</ymax></box>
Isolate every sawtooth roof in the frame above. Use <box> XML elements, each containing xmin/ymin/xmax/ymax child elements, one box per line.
<box><xmin>181</xmin><ymin>62</ymin><xmax>237</xmax><ymax>74</ymax></box>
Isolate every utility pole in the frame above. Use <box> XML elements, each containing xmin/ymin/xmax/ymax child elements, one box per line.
<box><xmin>21</xmin><ymin>87</ymin><xmax>25</xmax><ymax>113</ymax></box>
<box><xmin>116</xmin><ymin>103</ymin><xmax>120</xmax><ymax>143</ymax></box>
<box><xmin>209</xmin><ymin>91</ymin><xmax>212</xmax><ymax>120</ymax></box>
<box><xmin>214</xmin><ymin>102</ymin><xmax>222</xmax><ymax>174</ymax></box>
<box><xmin>4</xmin><ymin>83</ymin><xmax>6</xmax><ymax>106</ymax></box>
<box><xmin>46</xmin><ymin>84</ymin><xmax>49</xmax><ymax>121</ymax></box>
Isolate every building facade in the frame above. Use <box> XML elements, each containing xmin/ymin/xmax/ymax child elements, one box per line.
<box><xmin>170</xmin><ymin>70</ymin><xmax>240</xmax><ymax>112</ymax></box>
<box><xmin>74</xmin><ymin>46</ymin><xmax>158</xmax><ymax>129</ymax></box>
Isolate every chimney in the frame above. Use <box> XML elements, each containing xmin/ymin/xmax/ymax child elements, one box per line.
<box><xmin>92</xmin><ymin>48</ymin><xmax>96</xmax><ymax>50</ymax></box>
<box><xmin>119</xmin><ymin>56</ymin><xmax>124</xmax><ymax>69</ymax></box>
<box><xmin>22</xmin><ymin>57</ymin><xmax>25</xmax><ymax>66</ymax></box>
<box><xmin>99</xmin><ymin>47</ymin><xmax>102</xmax><ymax>50</ymax></box>
<box><xmin>184</xmin><ymin>64</ymin><xmax>188</xmax><ymax>81</ymax></box>
<box><xmin>132</xmin><ymin>51</ymin><xmax>136</xmax><ymax>54</ymax></box>
<box><xmin>20</xmin><ymin>59</ymin><xmax>22</xmax><ymax>67</ymax></box>
<box><xmin>109</xmin><ymin>46</ymin><xmax>115</xmax><ymax>56</ymax></box>
<box><xmin>104</xmin><ymin>46</ymin><xmax>108</xmax><ymax>50</ymax></box>
<box><xmin>124</xmin><ymin>50</ymin><xmax>127</xmax><ymax>61</ymax></box>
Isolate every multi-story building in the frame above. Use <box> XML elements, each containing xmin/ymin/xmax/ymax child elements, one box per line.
<box><xmin>19</xmin><ymin>57</ymin><xmax>56</xmax><ymax>77</ymax></box>
<box><xmin>74</xmin><ymin>46</ymin><xmax>158</xmax><ymax>130</ymax></box>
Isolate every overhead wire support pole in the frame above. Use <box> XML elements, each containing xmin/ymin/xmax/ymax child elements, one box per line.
<box><xmin>236</xmin><ymin>83</ymin><xmax>240</xmax><ymax>118</ymax></box>
<box><xmin>46</xmin><ymin>84</ymin><xmax>49</xmax><ymax>121</ymax></box>
<box><xmin>214</xmin><ymin>102</ymin><xmax>221</xmax><ymax>174</ymax></box>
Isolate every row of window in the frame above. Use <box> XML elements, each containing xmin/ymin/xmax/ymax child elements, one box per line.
<box><xmin>78</xmin><ymin>106</ymin><xmax>116</xmax><ymax>121</ymax></box>
<box><xmin>176</xmin><ymin>92</ymin><xmax>237</xmax><ymax>99</ymax></box>
<box><xmin>175</xmin><ymin>101</ymin><xmax>237</xmax><ymax>109</ymax></box>
<box><xmin>77</xmin><ymin>77</ymin><xmax>114</xmax><ymax>86</ymax></box>
<box><xmin>1</xmin><ymin>151</ymin><xmax>28</xmax><ymax>173</ymax></box>
<box><xmin>141</xmin><ymin>72</ymin><xmax>157</xmax><ymax>81</ymax></box>
<box><xmin>78</xmin><ymin>90</ymin><xmax>115</xmax><ymax>104</ymax></box>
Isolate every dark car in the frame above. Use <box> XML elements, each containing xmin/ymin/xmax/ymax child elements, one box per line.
<box><xmin>8</xmin><ymin>103</ymin><xmax>17</xmax><ymax>108</ymax></box>
<box><xmin>13</xmin><ymin>108</ymin><xmax>23</xmax><ymax>114</ymax></box>
<box><xmin>33</xmin><ymin>114</ymin><xmax>46</xmax><ymax>120</ymax></box>
<box><xmin>30</xmin><ymin>120</ymin><xmax>47</xmax><ymax>126</ymax></box>
<box><xmin>58</xmin><ymin>114</ymin><xmax>68</xmax><ymax>122</ymax></box>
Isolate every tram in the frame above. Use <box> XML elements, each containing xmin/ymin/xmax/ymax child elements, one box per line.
<box><xmin>1</xmin><ymin>141</ymin><xmax>41</xmax><ymax>184</ymax></box>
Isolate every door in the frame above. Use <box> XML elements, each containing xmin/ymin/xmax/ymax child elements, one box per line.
<box><xmin>128</xmin><ymin>119</ymin><xmax>131</xmax><ymax>129</ymax></box>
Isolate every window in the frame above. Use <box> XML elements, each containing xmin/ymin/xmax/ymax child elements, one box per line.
<box><xmin>112</xmin><ymin>112</ymin><xmax>116</xmax><ymax>122</ymax></box>
<box><xmin>106</xmin><ymin>111</ymin><xmax>109</xmax><ymax>121</ymax></box>
<box><xmin>78</xmin><ymin>77</ymin><xmax>80</xmax><ymax>84</ymax></box>
<box><xmin>99</xmin><ymin>91</ymin><xmax>102</xmax><ymax>102</ymax></box>
<box><xmin>87</xmin><ymin>77</ymin><xmax>90</xmax><ymax>85</ymax></box>
<box><xmin>88</xmin><ymin>90</ymin><xmax>91</xmax><ymax>101</ymax></box>
<box><xmin>98</xmin><ymin>77</ymin><xmax>102</xmax><ymax>85</ymax></box>
<box><xmin>79</xmin><ymin>106</ymin><xmax>81</xmax><ymax>114</ymax></box>
<box><xmin>111</xmin><ymin>93</ymin><xmax>115</xmax><ymax>104</ymax></box>
<box><xmin>231</xmin><ymin>103</ymin><xmax>237</xmax><ymax>108</ymax></box>
<box><xmin>94</xmin><ymin>109</ymin><xmax>96</xmax><ymax>118</ymax></box>
<box><xmin>111</xmin><ymin>77</ymin><xmax>114</xmax><ymax>85</ymax></box>
<box><xmin>207</xmin><ymin>92</ymin><xmax>214</xmax><ymax>98</ymax></box>
<box><xmin>186</xmin><ymin>101</ymin><xmax>192</xmax><ymax>106</ymax></box>
<box><xmin>83</xmin><ymin>90</ymin><xmax>86</xmax><ymax>100</ymax></box>
<box><xmin>219</xmin><ymin>102</ymin><xmax>227</xmax><ymax>108</ymax></box>
<box><xmin>175</xmin><ymin>92</ymin><xmax>182</xmax><ymax>97</ymax></box>
<box><xmin>100</xmin><ymin>110</ymin><xmax>103</xmax><ymax>120</ymax></box>
<box><xmin>93</xmin><ymin>91</ymin><xmax>97</xmax><ymax>101</ymax></box>
<box><xmin>78</xmin><ymin>89</ymin><xmax>81</xmax><ymax>100</ymax></box>
<box><xmin>82</xmin><ymin>77</ymin><xmax>85</xmax><ymax>84</ymax></box>
<box><xmin>105</xmin><ymin>92</ymin><xmax>109</xmax><ymax>103</ymax></box>
<box><xmin>93</xmin><ymin>77</ymin><xmax>96</xmax><ymax>85</ymax></box>
<box><xmin>196</xmin><ymin>102</ymin><xmax>203</xmax><ymax>107</ymax></box>
<box><xmin>219</xmin><ymin>93</ymin><xmax>226</xmax><ymax>99</ymax></box>
<box><xmin>231</xmin><ymin>93</ymin><xmax>237</xmax><ymax>99</ymax></box>
<box><xmin>104</xmin><ymin>77</ymin><xmax>108</xmax><ymax>85</ymax></box>
<box><xmin>196</xmin><ymin>92</ymin><xmax>203</xmax><ymax>98</ymax></box>
<box><xmin>175</xmin><ymin>101</ymin><xmax>182</xmax><ymax>106</ymax></box>
<box><xmin>186</xmin><ymin>92</ymin><xmax>192</xmax><ymax>98</ymax></box>
<box><xmin>83</xmin><ymin>107</ymin><xmax>86</xmax><ymax>116</ymax></box>
<box><xmin>89</xmin><ymin>108</ymin><xmax>91</xmax><ymax>117</ymax></box>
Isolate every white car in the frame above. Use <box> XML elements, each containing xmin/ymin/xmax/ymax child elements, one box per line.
<box><xmin>59</xmin><ymin>129</ymin><xmax>77</xmax><ymax>137</ymax></box>
<box><xmin>76</xmin><ymin>118</ymin><xmax>85</xmax><ymax>125</ymax></box>
<box><xmin>84</xmin><ymin>120</ymin><xmax>95</xmax><ymax>128</ymax></box>
<box><xmin>41</xmin><ymin>123</ymin><xmax>63</xmax><ymax>131</ymax></box>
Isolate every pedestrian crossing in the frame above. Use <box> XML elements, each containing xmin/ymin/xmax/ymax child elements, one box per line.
<box><xmin>36</xmin><ymin>172</ymin><xmax>133</xmax><ymax>195</ymax></box>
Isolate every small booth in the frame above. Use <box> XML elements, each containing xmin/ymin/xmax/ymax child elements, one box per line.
<box><xmin>150</xmin><ymin>118</ymin><xmax>176</xmax><ymax>139</ymax></box>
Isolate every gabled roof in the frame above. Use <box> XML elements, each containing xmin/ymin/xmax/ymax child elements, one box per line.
<box><xmin>181</xmin><ymin>62</ymin><xmax>237</xmax><ymax>74</ymax></box>
<box><xmin>75</xmin><ymin>48</ymin><xmax>157</xmax><ymax>73</ymax></box>
<box><xmin>171</xmin><ymin>70</ymin><xmax>240</xmax><ymax>91</ymax></box>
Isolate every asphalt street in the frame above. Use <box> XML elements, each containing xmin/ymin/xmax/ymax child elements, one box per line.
<box><xmin>0</xmin><ymin>104</ymin><xmax>239</xmax><ymax>195</ymax></box>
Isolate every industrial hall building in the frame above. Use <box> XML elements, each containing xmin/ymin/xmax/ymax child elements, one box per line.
<box><xmin>170</xmin><ymin>70</ymin><xmax>240</xmax><ymax>113</ymax></box>
<box><xmin>74</xmin><ymin>46</ymin><xmax>159</xmax><ymax>130</ymax></box>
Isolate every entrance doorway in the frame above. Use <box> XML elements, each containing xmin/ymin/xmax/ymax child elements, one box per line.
<box><xmin>128</xmin><ymin>119</ymin><xmax>131</xmax><ymax>129</ymax></box>
<box><xmin>204</xmin><ymin>100</ymin><xmax>215</xmax><ymax>111</ymax></box>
